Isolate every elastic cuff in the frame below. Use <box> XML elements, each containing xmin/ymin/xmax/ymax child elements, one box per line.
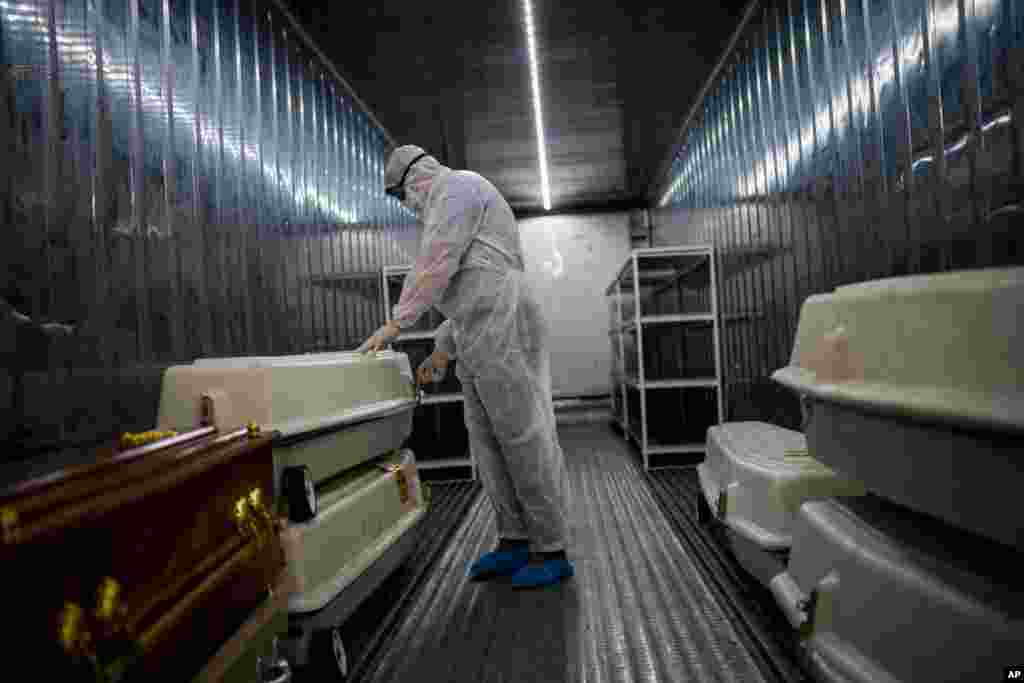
<box><xmin>434</xmin><ymin>338</ymin><xmax>456</xmax><ymax>358</ymax></box>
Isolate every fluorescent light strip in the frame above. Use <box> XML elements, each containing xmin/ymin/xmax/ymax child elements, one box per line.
<box><xmin>523</xmin><ymin>0</ymin><xmax>551</xmax><ymax>211</ymax></box>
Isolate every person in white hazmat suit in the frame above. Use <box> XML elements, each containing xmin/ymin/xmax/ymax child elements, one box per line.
<box><xmin>358</xmin><ymin>145</ymin><xmax>573</xmax><ymax>589</ymax></box>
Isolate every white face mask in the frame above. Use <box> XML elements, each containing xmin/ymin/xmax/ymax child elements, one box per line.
<box><xmin>402</xmin><ymin>182</ymin><xmax>429</xmax><ymax>216</ymax></box>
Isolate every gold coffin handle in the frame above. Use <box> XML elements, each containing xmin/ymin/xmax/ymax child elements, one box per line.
<box><xmin>95</xmin><ymin>576</ymin><xmax>128</xmax><ymax>625</ymax></box>
<box><xmin>234</xmin><ymin>496</ymin><xmax>262</xmax><ymax>545</ymax></box>
<box><xmin>58</xmin><ymin>602</ymin><xmax>92</xmax><ymax>657</ymax></box>
<box><xmin>120</xmin><ymin>430</ymin><xmax>179</xmax><ymax>450</ymax></box>
<box><xmin>56</xmin><ymin>575</ymin><xmax>126</xmax><ymax>660</ymax></box>
<box><xmin>2</xmin><ymin>507</ymin><xmax>19</xmax><ymax>545</ymax></box>
<box><xmin>247</xmin><ymin>487</ymin><xmax>276</xmax><ymax>540</ymax></box>
<box><xmin>235</xmin><ymin>487</ymin><xmax>276</xmax><ymax>547</ymax></box>
<box><xmin>132</xmin><ymin>488</ymin><xmax>280</xmax><ymax>656</ymax></box>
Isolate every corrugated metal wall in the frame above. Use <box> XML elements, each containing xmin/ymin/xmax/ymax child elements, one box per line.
<box><xmin>651</xmin><ymin>0</ymin><xmax>1023</xmax><ymax>428</ymax></box>
<box><xmin>1</xmin><ymin>0</ymin><xmax>416</xmax><ymax>462</ymax></box>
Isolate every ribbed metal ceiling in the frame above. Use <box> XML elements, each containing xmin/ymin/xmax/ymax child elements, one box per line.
<box><xmin>285</xmin><ymin>1</ymin><xmax>747</xmax><ymax>213</ymax></box>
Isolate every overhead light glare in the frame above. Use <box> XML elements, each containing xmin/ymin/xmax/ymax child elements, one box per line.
<box><xmin>522</xmin><ymin>0</ymin><xmax>551</xmax><ymax>211</ymax></box>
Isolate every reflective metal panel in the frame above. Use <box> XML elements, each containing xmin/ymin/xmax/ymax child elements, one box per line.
<box><xmin>652</xmin><ymin>0</ymin><xmax>1023</xmax><ymax>427</ymax></box>
<box><xmin>1</xmin><ymin>0</ymin><xmax>398</xmax><ymax>462</ymax></box>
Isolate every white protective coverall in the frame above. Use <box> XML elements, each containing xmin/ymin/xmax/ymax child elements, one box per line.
<box><xmin>387</xmin><ymin>147</ymin><xmax>570</xmax><ymax>553</ymax></box>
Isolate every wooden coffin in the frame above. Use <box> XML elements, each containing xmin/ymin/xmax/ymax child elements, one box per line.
<box><xmin>0</xmin><ymin>425</ymin><xmax>286</xmax><ymax>682</ymax></box>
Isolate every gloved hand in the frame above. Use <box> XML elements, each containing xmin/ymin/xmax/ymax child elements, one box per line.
<box><xmin>357</xmin><ymin>321</ymin><xmax>401</xmax><ymax>354</ymax></box>
<box><xmin>416</xmin><ymin>350</ymin><xmax>450</xmax><ymax>385</ymax></box>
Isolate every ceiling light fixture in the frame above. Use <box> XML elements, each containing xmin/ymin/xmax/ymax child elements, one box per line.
<box><xmin>522</xmin><ymin>0</ymin><xmax>552</xmax><ymax>211</ymax></box>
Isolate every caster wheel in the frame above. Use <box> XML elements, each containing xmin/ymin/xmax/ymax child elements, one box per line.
<box><xmin>313</xmin><ymin>627</ymin><xmax>348</xmax><ymax>680</ymax></box>
<box><xmin>696</xmin><ymin>494</ymin><xmax>713</xmax><ymax>525</ymax></box>
<box><xmin>283</xmin><ymin>466</ymin><xmax>316</xmax><ymax>522</ymax></box>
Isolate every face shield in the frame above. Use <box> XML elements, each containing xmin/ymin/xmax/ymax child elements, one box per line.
<box><xmin>384</xmin><ymin>152</ymin><xmax>430</xmax><ymax>202</ymax></box>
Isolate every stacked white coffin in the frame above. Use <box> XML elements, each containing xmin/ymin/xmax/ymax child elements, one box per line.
<box><xmin>697</xmin><ymin>422</ymin><xmax>866</xmax><ymax>583</ymax></box>
<box><xmin>766</xmin><ymin>267</ymin><xmax>1024</xmax><ymax>683</ymax></box>
<box><xmin>157</xmin><ymin>351</ymin><xmax>428</xmax><ymax>674</ymax></box>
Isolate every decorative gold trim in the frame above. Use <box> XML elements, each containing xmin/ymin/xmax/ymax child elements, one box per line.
<box><xmin>1</xmin><ymin>507</ymin><xmax>19</xmax><ymax>545</ymax></box>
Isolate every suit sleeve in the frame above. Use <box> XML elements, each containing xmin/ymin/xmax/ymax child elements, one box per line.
<box><xmin>433</xmin><ymin>318</ymin><xmax>457</xmax><ymax>358</ymax></box>
<box><xmin>391</xmin><ymin>181</ymin><xmax>483</xmax><ymax>329</ymax></box>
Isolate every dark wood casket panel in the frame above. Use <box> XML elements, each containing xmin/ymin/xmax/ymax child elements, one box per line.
<box><xmin>1</xmin><ymin>428</ymin><xmax>285</xmax><ymax>682</ymax></box>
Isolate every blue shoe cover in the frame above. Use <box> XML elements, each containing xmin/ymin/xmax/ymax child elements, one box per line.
<box><xmin>468</xmin><ymin>546</ymin><xmax>530</xmax><ymax>580</ymax></box>
<box><xmin>510</xmin><ymin>558</ymin><xmax>575</xmax><ymax>589</ymax></box>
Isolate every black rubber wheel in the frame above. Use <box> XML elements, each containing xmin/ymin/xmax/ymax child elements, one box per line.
<box><xmin>696</xmin><ymin>491</ymin><xmax>713</xmax><ymax>525</ymax></box>
<box><xmin>283</xmin><ymin>466</ymin><xmax>316</xmax><ymax>522</ymax></box>
<box><xmin>312</xmin><ymin>627</ymin><xmax>348</xmax><ymax>681</ymax></box>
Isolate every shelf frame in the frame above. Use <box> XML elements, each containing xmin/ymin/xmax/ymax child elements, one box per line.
<box><xmin>381</xmin><ymin>265</ymin><xmax>475</xmax><ymax>480</ymax></box>
<box><xmin>608</xmin><ymin>246</ymin><xmax>724</xmax><ymax>471</ymax></box>
<box><xmin>643</xmin><ymin>255</ymin><xmax>711</xmax><ymax>301</ymax></box>
<box><xmin>395</xmin><ymin>332</ymin><xmax>437</xmax><ymax>342</ymax></box>
<box><xmin>417</xmin><ymin>457</ymin><xmax>473</xmax><ymax>471</ymax></box>
<box><xmin>421</xmin><ymin>394</ymin><xmax>465</xmax><ymax>406</ymax></box>
<box><xmin>640</xmin><ymin>313</ymin><xmax>714</xmax><ymax>325</ymax></box>
<box><xmin>624</xmin><ymin>377</ymin><xmax>718</xmax><ymax>390</ymax></box>
<box><xmin>622</xmin><ymin>426</ymin><xmax>706</xmax><ymax>456</ymax></box>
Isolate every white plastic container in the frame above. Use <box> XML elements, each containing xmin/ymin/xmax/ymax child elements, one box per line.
<box><xmin>698</xmin><ymin>422</ymin><xmax>865</xmax><ymax>550</ymax></box>
<box><xmin>281</xmin><ymin>449</ymin><xmax>426</xmax><ymax>615</ymax></box>
<box><xmin>770</xmin><ymin>496</ymin><xmax>1024</xmax><ymax>683</ymax></box>
<box><xmin>278</xmin><ymin>449</ymin><xmax>427</xmax><ymax>670</ymax></box>
<box><xmin>772</xmin><ymin>267</ymin><xmax>1024</xmax><ymax>550</ymax></box>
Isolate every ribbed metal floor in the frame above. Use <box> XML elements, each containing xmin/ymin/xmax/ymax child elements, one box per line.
<box><xmin>341</xmin><ymin>422</ymin><xmax>800</xmax><ymax>683</ymax></box>
<box><xmin>645</xmin><ymin>468</ymin><xmax>812</xmax><ymax>682</ymax></box>
<box><xmin>336</xmin><ymin>480</ymin><xmax>481</xmax><ymax>682</ymax></box>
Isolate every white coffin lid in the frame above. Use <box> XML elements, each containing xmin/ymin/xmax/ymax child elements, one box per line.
<box><xmin>158</xmin><ymin>351</ymin><xmax>416</xmax><ymax>437</ymax></box>
<box><xmin>707</xmin><ymin>421</ymin><xmax>816</xmax><ymax>478</ymax></box>
<box><xmin>772</xmin><ymin>267</ymin><xmax>1024</xmax><ymax>432</ymax></box>
<box><xmin>192</xmin><ymin>350</ymin><xmax>414</xmax><ymax>380</ymax></box>
<box><xmin>700</xmin><ymin>422</ymin><xmax>865</xmax><ymax>549</ymax></box>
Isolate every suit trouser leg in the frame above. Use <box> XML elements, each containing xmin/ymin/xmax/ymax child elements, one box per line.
<box><xmin>470</xmin><ymin>348</ymin><xmax>569</xmax><ymax>552</ymax></box>
<box><xmin>462</xmin><ymin>373</ymin><xmax>530</xmax><ymax>541</ymax></box>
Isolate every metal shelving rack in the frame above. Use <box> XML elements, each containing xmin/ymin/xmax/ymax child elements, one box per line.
<box><xmin>382</xmin><ymin>265</ymin><xmax>476</xmax><ymax>479</ymax></box>
<box><xmin>607</xmin><ymin>246</ymin><xmax>724</xmax><ymax>470</ymax></box>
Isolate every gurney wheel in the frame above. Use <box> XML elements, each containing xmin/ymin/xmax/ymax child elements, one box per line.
<box><xmin>313</xmin><ymin>627</ymin><xmax>348</xmax><ymax>680</ymax></box>
<box><xmin>696</xmin><ymin>493</ymin><xmax>713</xmax><ymax>525</ymax></box>
<box><xmin>283</xmin><ymin>466</ymin><xmax>317</xmax><ymax>522</ymax></box>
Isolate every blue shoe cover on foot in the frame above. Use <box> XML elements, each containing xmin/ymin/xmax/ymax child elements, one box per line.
<box><xmin>510</xmin><ymin>558</ymin><xmax>574</xmax><ymax>589</ymax></box>
<box><xmin>468</xmin><ymin>546</ymin><xmax>530</xmax><ymax>580</ymax></box>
